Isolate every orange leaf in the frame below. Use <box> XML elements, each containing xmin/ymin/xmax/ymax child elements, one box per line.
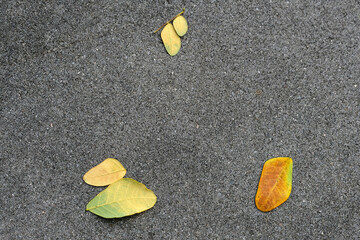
<box><xmin>83</xmin><ymin>158</ymin><xmax>126</xmax><ymax>186</ymax></box>
<box><xmin>255</xmin><ymin>157</ymin><xmax>293</xmax><ymax>212</ymax></box>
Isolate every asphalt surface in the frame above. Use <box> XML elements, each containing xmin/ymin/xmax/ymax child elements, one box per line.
<box><xmin>1</xmin><ymin>1</ymin><xmax>359</xmax><ymax>239</ymax></box>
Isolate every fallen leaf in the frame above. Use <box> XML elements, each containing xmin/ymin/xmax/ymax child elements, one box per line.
<box><xmin>161</xmin><ymin>23</ymin><xmax>181</xmax><ymax>56</ymax></box>
<box><xmin>255</xmin><ymin>157</ymin><xmax>293</xmax><ymax>212</ymax></box>
<box><xmin>173</xmin><ymin>15</ymin><xmax>188</xmax><ymax>37</ymax></box>
<box><xmin>86</xmin><ymin>178</ymin><xmax>157</xmax><ymax>218</ymax></box>
<box><xmin>83</xmin><ymin>158</ymin><xmax>126</xmax><ymax>186</ymax></box>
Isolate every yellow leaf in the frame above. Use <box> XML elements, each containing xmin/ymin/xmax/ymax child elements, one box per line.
<box><xmin>255</xmin><ymin>157</ymin><xmax>293</xmax><ymax>212</ymax></box>
<box><xmin>86</xmin><ymin>178</ymin><xmax>157</xmax><ymax>218</ymax></box>
<box><xmin>173</xmin><ymin>15</ymin><xmax>188</xmax><ymax>37</ymax></box>
<box><xmin>83</xmin><ymin>158</ymin><xmax>126</xmax><ymax>186</ymax></box>
<box><xmin>161</xmin><ymin>23</ymin><xmax>181</xmax><ymax>56</ymax></box>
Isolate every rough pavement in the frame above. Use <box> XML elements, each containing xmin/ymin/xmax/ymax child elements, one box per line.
<box><xmin>1</xmin><ymin>1</ymin><xmax>359</xmax><ymax>239</ymax></box>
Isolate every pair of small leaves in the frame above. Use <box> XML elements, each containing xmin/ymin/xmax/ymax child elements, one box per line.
<box><xmin>83</xmin><ymin>158</ymin><xmax>157</xmax><ymax>218</ymax></box>
<box><xmin>255</xmin><ymin>157</ymin><xmax>293</xmax><ymax>212</ymax></box>
<box><xmin>157</xmin><ymin>9</ymin><xmax>188</xmax><ymax>56</ymax></box>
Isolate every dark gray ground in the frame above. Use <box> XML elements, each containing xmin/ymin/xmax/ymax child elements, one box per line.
<box><xmin>1</xmin><ymin>1</ymin><xmax>359</xmax><ymax>239</ymax></box>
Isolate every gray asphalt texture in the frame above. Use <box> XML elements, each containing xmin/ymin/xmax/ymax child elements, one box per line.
<box><xmin>1</xmin><ymin>1</ymin><xmax>359</xmax><ymax>239</ymax></box>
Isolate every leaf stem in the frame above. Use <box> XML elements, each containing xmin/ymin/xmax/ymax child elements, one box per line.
<box><xmin>153</xmin><ymin>8</ymin><xmax>185</xmax><ymax>33</ymax></box>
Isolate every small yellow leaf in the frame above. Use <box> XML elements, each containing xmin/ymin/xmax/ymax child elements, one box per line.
<box><xmin>161</xmin><ymin>23</ymin><xmax>181</xmax><ymax>56</ymax></box>
<box><xmin>255</xmin><ymin>157</ymin><xmax>293</xmax><ymax>212</ymax></box>
<box><xmin>173</xmin><ymin>15</ymin><xmax>188</xmax><ymax>37</ymax></box>
<box><xmin>83</xmin><ymin>158</ymin><xmax>126</xmax><ymax>186</ymax></box>
<box><xmin>86</xmin><ymin>178</ymin><xmax>157</xmax><ymax>218</ymax></box>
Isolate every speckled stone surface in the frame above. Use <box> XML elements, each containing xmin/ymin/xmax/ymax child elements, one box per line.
<box><xmin>1</xmin><ymin>1</ymin><xmax>359</xmax><ymax>239</ymax></box>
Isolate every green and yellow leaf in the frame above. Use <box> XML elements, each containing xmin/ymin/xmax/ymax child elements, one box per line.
<box><xmin>86</xmin><ymin>178</ymin><xmax>157</xmax><ymax>218</ymax></box>
<box><xmin>255</xmin><ymin>157</ymin><xmax>293</xmax><ymax>212</ymax></box>
<box><xmin>173</xmin><ymin>15</ymin><xmax>188</xmax><ymax>37</ymax></box>
<box><xmin>161</xmin><ymin>23</ymin><xmax>181</xmax><ymax>56</ymax></box>
<box><xmin>83</xmin><ymin>158</ymin><xmax>126</xmax><ymax>186</ymax></box>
